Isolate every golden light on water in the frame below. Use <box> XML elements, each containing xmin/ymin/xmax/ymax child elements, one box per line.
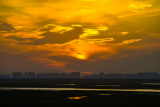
<box><xmin>68</xmin><ymin>96</ymin><xmax>87</xmax><ymax>100</ymax></box>
<box><xmin>94</xmin><ymin>85</ymin><xmax>121</xmax><ymax>87</ymax></box>
<box><xmin>99</xmin><ymin>94</ymin><xmax>112</xmax><ymax>96</ymax></box>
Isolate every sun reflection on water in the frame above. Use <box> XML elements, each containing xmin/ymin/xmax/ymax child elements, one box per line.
<box><xmin>1</xmin><ymin>87</ymin><xmax>160</xmax><ymax>93</ymax></box>
<box><xmin>142</xmin><ymin>83</ymin><xmax>160</xmax><ymax>85</ymax></box>
<box><xmin>68</xmin><ymin>96</ymin><xmax>87</xmax><ymax>100</ymax></box>
<box><xmin>56</xmin><ymin>84</ymin><xmax>81</xmax><ymax>86</ymax></box>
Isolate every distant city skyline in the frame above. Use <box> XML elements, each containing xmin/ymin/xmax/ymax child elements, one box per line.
<box><xmin>1</xmin><ymin>71</ymin><xmax>160</xmax><ymax>79</ymax></box>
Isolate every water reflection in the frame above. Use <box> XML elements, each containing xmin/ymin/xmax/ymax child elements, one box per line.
<box><xmin>56</xmin><ymin>84</ymin><xmax>81</xmax><ymax>86</ymax></box>
<box><xmin>68</xmin><ymin>96</ymin><xmax>87</xmax><ymax>100</ymax></box>
<box><xmin>134</xmin><ymin>93</ymin><xmax>160</xmax><ymax>96</ymax></box>
<box><xmin>151</xmin><ymin>94</ymin><xmax>160</xmax><ymax>95</ymax></box>
<box><xmin>94</xmin><ymin>85</ymin><xmax>120</xmax><ymax>87</ymax></box>
<box><xmin>142</xmin><ymin>83</ymin><xmax>160</xmax><ymax>85</ymax></box>
<box><xmin>133</xmin><ymin>93</ymin><xmax>151</xmax><ymax>95</ymax></box>
<box><xmin>1</xmin><ymin>87</ymin><xmax>160</xmax><ymax>93</ymax></box>
<box><xmin>99</xmin><ymin>94</ymin><xmax>111</xmax><ymax>96</ymax></box>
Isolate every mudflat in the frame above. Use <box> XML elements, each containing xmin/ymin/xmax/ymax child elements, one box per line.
<box><xmin>0</xmin><ymin>79</ymin><xmax>160</xmax><ymax>107</ymax></box>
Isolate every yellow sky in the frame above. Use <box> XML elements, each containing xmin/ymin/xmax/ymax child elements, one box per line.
<box><xmin>0</xmin><ymin>0</ymin><xmax>160</xmax><ymax>74</ymax></box>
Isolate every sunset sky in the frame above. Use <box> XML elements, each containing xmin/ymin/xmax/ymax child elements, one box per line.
<box><xmin>0</xmin><ymin>0</ymin><xmax>160</xmax><ymax>74</ymax></box>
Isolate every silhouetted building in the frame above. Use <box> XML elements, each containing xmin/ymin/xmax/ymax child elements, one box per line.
<box><xmin>99</xmin><ymin>72</ymin><xmax>105</xmax><ymax>78</ymax></box>
<box><xmin>24</xmin><ymin>72</ymin><xmax>36</xmax><ymax>78</ymax></box>
<box><xmin>84</xmin><ymin>72</ymin><xmax>160</xmax><ymax>79</ymax></box>
<box><xmin>12</xmin><ymin>72</ymin><xmax>22</xmax><ymax>78</ymax></box>
<box><xmin>0</xmin><ymin>74</ymin><xmax>11</xmax><ymax>78</ymax></box>
<box><xmin>37</xmin><ymin>73</ymin><xmax>65</xmax><ymax>78</ymax></box>
<box><xmin>3</xmin><ymin>71</ymin><xmax>160</xmax><ymax>79</ymax></box>
<box><xmin>85</xmin><ymin>74</ymin><xmax>99</xmax><ymax>78</ymax></box>
<box><xmin>69</xmin><ymin>72</ymin><xmax>80</xmax><ymax>78</ymax></box>
<box><xmin>37</xmin><ymin>73</ymin><xmax>46</xmax><ymax>78</ymax></box>
<box><xmin>107</xmin><ymin>74</ymin><xmax>123</xmax><ymax>79</ymax></box>
<box><xmin>24</xmin><ymin>72</ymin><xmax>28</xmax><ymax>77</ymax></box>
<box><xmin>61</xmin><ymin>73</ymin><xmax>67</xmax><ymax>78</ymax></box>
<box><xmin>123</xmin><ymin>74</ymin><xmax>136</xmax><ymax>79</ymax></box>
<box><xmin>137</xmin><ymin>72</ymin><xmax>160</xmax><ymax>79</ymax></box>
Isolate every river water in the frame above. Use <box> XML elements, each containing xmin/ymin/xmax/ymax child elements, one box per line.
<box><xmin>1</xmin><ymin>87</ymin><xmax>160</xmax><ymax>93</ymax></box>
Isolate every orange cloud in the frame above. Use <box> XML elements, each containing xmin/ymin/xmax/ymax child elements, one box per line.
<box><xmin>27</xmin><ymin>57</ymin><xmax>74</xmax><ymax>72</ymax></box>
<box><xmin>129</xmin><ymin>2</ymin><xmax>152</xmax><ymax>12</ymax></box>
<box><xmin>0</xmin><ymin>0</ymin><xmax>159</xmax><ymax>73</ymax></box>
<box><xmin>29</xmin><ymin>57</ymin><xmax>66</xmax><ymax>67</ymax></box>
<box><xmin>119</xmin><ymin>39</ymin><xmax>142</xmax><ymax>45</ymax></box>
<box><xmin>81</xmin><ymin>72</ymin><xmax>92</xmax><ymax>74</ymax></box>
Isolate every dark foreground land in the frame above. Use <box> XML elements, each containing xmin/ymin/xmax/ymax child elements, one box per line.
<box><xmin>0</xmin><ymin>79</ymin><xmax>160</xmax><ymax>107</ymax></box>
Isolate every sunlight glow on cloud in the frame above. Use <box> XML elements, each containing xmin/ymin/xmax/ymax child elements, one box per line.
<box><xmin>42</xmin><ymin>24</ymin><xmax>74</xmax><ymax>34</ymax></box>
<box><xmin>0</xmin><ymin>0</ymin><xmax>160</xmax><ymax>73</ymax></box>
<box><xmin>120</xmin><ymin>32</ymin><xmax>129</xmax><ymax>36</ymax></box>
<box><xmin>97</xmin><ymin>26</ymin><xmax>109</xmax><ymax>31</ymax></box>
<box><xmin>29</xmin><ymin>57</ymin><xmax>66</xmax><ymax>67</ymax></box>
<box><xmin>120</xmin><ymin>39</ymin><xmax>142</xmax><ymax>45</ymax></box>
<box><xmin>80</xmin><ymin>28</ymin><xmax>99</xmax><ymax>39</ymax></box>
<box><xmin>86</xmin><ymin>38</ymin><xmax>115</xmax><ymax>45</ymax></box>
<box><xmin>129</xmin><ymin>2</ymin><xmax>152</xmax><ymax>12</ymax></box>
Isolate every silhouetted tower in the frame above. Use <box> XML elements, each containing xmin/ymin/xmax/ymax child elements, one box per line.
<box><xmin>69</xmin><ymin>72</ymin><xmax>80</xmax><ymax>78</ymax></box>
<box><xmin>12</xmin><ymin>72</ymin><xmax>22</xmax><ymax>78</ymax></box>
